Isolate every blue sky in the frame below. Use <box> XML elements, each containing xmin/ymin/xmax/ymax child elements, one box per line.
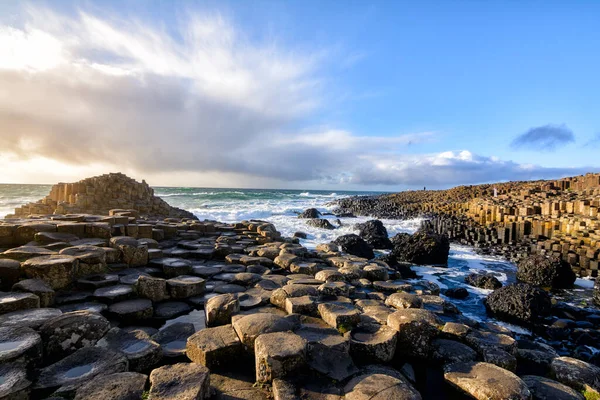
<box><xmin>0</xmin><ymin>1</ymin><xmax>598</xmax><ymax>189</ymax></box>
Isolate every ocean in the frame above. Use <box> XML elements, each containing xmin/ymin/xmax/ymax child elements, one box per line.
<box><xmin>0</xmin><ymin>184</ymin><xmax>594</xmax><ymax>328</ymax></box>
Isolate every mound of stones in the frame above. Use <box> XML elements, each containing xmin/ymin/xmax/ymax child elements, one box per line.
<box><xmin>1</xmin><ymin>210</ymin><xmax>600</xmax><ymax>399</ymax></box>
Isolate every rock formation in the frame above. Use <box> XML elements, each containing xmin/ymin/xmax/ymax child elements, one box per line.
<box><xmin>7</xmin><ymin>173</ymin><xmax>195</xmax><ymax>220</ymax></box>
<box><xmin>334</xmin><ymin>172</ymin><xmax>600</xmax><ymax>277</ymax></box>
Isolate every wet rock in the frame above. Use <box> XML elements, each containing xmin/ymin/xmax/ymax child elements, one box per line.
<box><xmin>160</xmin><ymin>258</ymin><xmax>194</xmax><ymax>278</ymax></box>
<box><xmin>344</xmin><ymin>365</ymin><xmax>421</xmax><ymax>400</ymax></box>
<box><xmin>77</xmin><ymin>274</ymin><xmax>120</xmax><ymax>289</ymax></box>
<box><xmin>148</xmin><ymin>362</ymin><xmax>210</xmax><ymax>400</ymax></box>
<box><xmin>109</xmin><ymin>236</ymin><xmax>148</xmax><ymax>267</ymax></box>
<box><xmin>40</xmin><ymin>310</ymin><xmax>111</xmax><ymax>362</ymax></box>
<box><xmin>517</xmin><ymin>254</ymin><xmax>576</xmax><ymax>289</ymax></box>
<box><xmin>12</xmin><ymin>278</ymin><xmax>54</xmax><ymax>307</ymax></box>
<box><xmin>34</xmin><ymin>347</ymin><xmax>128</xmax><ymax>396</ymax></box>
<box><xmin>307</xmin><ymin>218</ymin><xmax>336</xmax><ymax>230</ymax></box>
<box><xmin>444</xmin><ymin>361</ymin><xmax>531</xmax><ymax>400</ymax></box>
<box><xmin>391</xmin><ymin>231</ymin><xmax>450</xmax><ymax>266</ymax></box>
<box><xmin>152</xmin><ymin>322</ymin><xmax>195</xmax><ymax>360</ymax></box>
<box><xmin>0</xmin><ymin>308</ymin><xmax>62</xmax><ymax>329</ymax></box>
<box><xmin>154</xmin><ymin>301</ymin><xmax>191</xmax><ymax>320</ymax></box>
<box><xmin>0</xmin><ymin>325</ymin><xmax>42</xmax><ymax>366</ymax></box>
<box><xmin>167</xmin><ymin>275</ymin><xmax>206</xmax><ymax>299</ymax></box>
<box><xmin>465</xmin><ymin>273</ymin><xmax>502</xmax><ymax>290</ymax></box>
<box><xmin>522</xmin><ymin>375</ymin><xmax>584</xmax><ymax>400</ymax></box>
<box><xmin>94</xmin><ymin>284</ymin><xmax>134</xmax><ymax>303</ymax></box>
<box><xmin>22</xmin><ymin>255</ymin><xmax>78</xmax><ymax>289</ymax></box>
<box><xmin>551</xmin><ymin>356</ymin><xmax>600</xmax><ymax>392</ymax></box>
<box><xmin>0</xmin><ymin>259</ymin><xmax>22</xmax><ymax>290</ymax></box>
<box><xmin>385</xmin><ymin>292</ymin><xmax>423</xmax><ymax>309</ymax></box>
<box><xmin>0</xmin><ymin>364</ymin><xmax>31</xmax><ymax>399</ymax></box>
<box><xmin>206</xmin><ymin>293</ymin><xmax>239</xmax><ymax>327</ymax></box>
<box><xmin>349</xmin><ymin>323</ymin><xmax>397</xmax><ymax>364</ymax></box>
<box><xmin>74</xmin><ymin>372</ymin><xmax>148</xmax><ymax>400</ymax></box>
<box><xmin>431</xmin><ymin>338</ymin><xmax>477</xmax><ymax>364</ymax></box>
<box><xmin>96</xmin><ymin>327</ymin><xmax>162</xmax><ymax>372</ymax></box>
<box><xmin>355</xmin><ymin>220</ymin><xmax>392</xmax><ymax>249</ymax></box>
<box><xmin>0</xmin><ymin>292</ymin><xmax>40</xmax><ymax>314</ymax></box>
<box><xmin>255</xmin><ymin>332</ymin><xmax>306</xmax><ymax>384</ymax></box>
<box><xmin>298</xmin><ymin>208</ymin><xmax>321</xmax><ymax>219</ymax></box>
<box><xmin>485</xmin><ymin>282</ymin><xmax>552</xmax><ymax>325</ymax></box>
<box><xmin>318</xmin><ymin>302</ymin><xmax>361</xmax><ymax>332</ymax></box>
<box><xmin>445</xmin><ymin>287</ymin><xmax>469</xmax><ymax>299</ymax></box>
<box><xmin>59</xmin><ymin>301</ymin><xmax>107</xmax><ymax>314</ymax></box>
<box><xmin>333</xmin><ymin>234</ymin><xmax>374</xmax><ymax>259</ymax></box>
<box><xmin>387</xmin><ymin>309</ymin><xmax>441</xmax><ymax>358</ymax></box>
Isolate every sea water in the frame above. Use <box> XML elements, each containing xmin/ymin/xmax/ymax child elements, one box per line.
<box><xmin>0</xmin><ymin>184</ymin><xmax>594</xmax><ymax>328</ymax></box>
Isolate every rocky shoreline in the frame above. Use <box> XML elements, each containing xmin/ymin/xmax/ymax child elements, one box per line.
<box><xmin>1</xmin><ymin>175</ymin><xmax>600</xmax><ymax>399</ymax></box>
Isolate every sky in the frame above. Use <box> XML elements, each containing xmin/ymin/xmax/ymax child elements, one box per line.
<box><xmin>0</xmin><ymin>0</ymin><xmax>599</xmax><ymax>190</ymax></box>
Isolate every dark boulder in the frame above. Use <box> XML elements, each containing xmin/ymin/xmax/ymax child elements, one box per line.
<box><xmin>333</xmin><ymin>234</ymin><xmax>374</xmax><ymax>259</ymax></box>
<box><xmin>516</xmin><ymin>254</ymin><xmax>576</xmax><ymax>289</ymax></box>
<box><xmin>390</xmin><ymin>231</ymin><xmax>450</xmax><ymax>266</ymax></box>
<box><xmin>298</xmin><ymin>208</ymin><xmax>321</xmax><ymax>219</ymax></box>
<box><xmin>306</xmin><ymin>219</ymin><xmax>335</xmax><ymax>230</ymax></box>
<box><xmin>355</xmin><ymin>220</ymin><xmax>392</xmax><ymax>249</ymax></box>
<box><xmin>445</xmin><ymin>287</ymin><xmax>469</xmax><ymax>299</ymax></box>
<box><xmin>485</xmin><ymin>283</ymin><xmax>552</xmax><ymax>325</ymax></box>
<box><xmin>465</xmin><ymin>273</ymin><xmax>502</xmax><ymax>290</ymax></box>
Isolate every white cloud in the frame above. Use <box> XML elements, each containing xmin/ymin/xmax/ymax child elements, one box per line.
<box><xmin>0</xmin><ymin>6</ymin><xmax>594</xmax><ymax>189</ymax></box>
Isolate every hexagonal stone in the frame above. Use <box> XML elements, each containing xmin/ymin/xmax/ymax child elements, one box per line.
<box><xmin>206</xmin><ymin>294</ymin><xmax>239</xmax><ymax>327</ymax></box>
<box><xmin>0</xmin><ymin>363</ymin><xmax>31</xmax><ymax>399</ymax></box>
<box><xmin>96</xmin><ymin>327</ymin><xmax>162</xmax><ymax>372</ymax></box>
<box><xmin>152</xmin><ymin>322</ymin><xmax>195</xmax><ymax>360</ymax></box>
<box><xmin>521</xmin><ymin>375</ymin><xmax>584</xmax><ymax>400</ymax></box>
<box><xmin>148</xmin><ymin>362</ymin><xmax>210</xmax><ymax>400</ymax></box>
<box><xmin>167</xmin><ymin>275</ymin><xmax>206</xmax><ymax>299</ymax></box>
<box><xmin>135</xmin><ymin>275</ymin><xmax>169</xmax><ymax>302</ymax></box>
<box><xmin>22</xmin><ymin>255</ymin><xmax>78</xmax><ymax>289</ymax></box>
<box><xmin>315</xmin><ymin>269</ymin><xmax>344</xmax><ymax>282</ymax></box>
<box><xmin>431</xmin><ymin>339</ymin><xmax>477</xmax><ymax>364</ymax></box>
<box><xmin>40</xmin><ymin>310</ymin><xmax>111</xmax><ymax>362</ymax></box>
<box><xmin>74</xmin><ymin>372</ymin><xmax>148</xmax><ymax>400</ymax></box>
<box><xmin>59</xmin><ymin>245</ymin><xmax>107</xmax><ymax>265</ymax></box>
<box><xmin>109</xmin><ymin>299</ymin><xmax>153</xmax><ymax>321</ymax></box>
<box><xmin>344</xmin><ymin>365</ymin><xmax>421</xmax><ymax>400</ymax></box>
<box><xmin>285</xmin><ymin>296</ymin><xmax>318</xmax><ymax>316</ymax></box>
<box><xmin>0</xmin><ymin>308</ymin><xmax>62</xmax><ymax>329</ymax></box>
<box><xmin>255</xmin><ymin>332</ymin><xmax>307</xmax><ymax>383</ymax></box>
<box><xmin>12</xmin><ymin>278</ymin><xmax>54</xmax><ymax>307</ymax></box>
<box><xmin>34</xmin><ymin>347</ymin><xmax>128</xmax><ymax>395</ymax></box>
<box><xmin>187</xmin><ymin>324</ymin><xmax>242</xmax><ymax>369</ymax></box>
<box><xmin>0</xmin><ymin>325</ymin><xmax>42</xmax><ymax>366</ymax></box>
<box><xmin>318</xmin><ymin>282</ymin><xmax>352</xmax><ymax>297</ymax></box>
<box><xmin>385</xmin><ymin>292</ymin><xmax>423</xmax><ymax>309</ymax></box>
<box><xmin>109</xmin><ymin>237</ymin><xmax>148</xmax><ymax>267</ymax></box>
<box><xmin>232</xmin><ymin>313</ymin><xmax>297</xmax><ymax>351</ymax></box>
<box><xmin>350</xmin><ymin>323</ymin><xmax>397</xmax><ymax>364</ymax></box>
<box><xmin>154</xmin><ymin>301</ymin><xmax>191</xmax><ymax>320</ymax></box>
<box><xmin>0</xmin><ymin>292</ymin><xmax>40</xmax><ymax>315</ymax></box>
<box><xmin>77</xmin><ymin>274</ymin><xmax>119</xmax><ymax>290</ymax></box>
<box><xmin>1</xmin><ymin>245</ymin><xmax>56</xmax><ymax>262</ymax></box>
<box><xmin>444</xmin><ymin>361</ymin><xmax>530</xmax><ymax>400</ymax></box>
<box><xmin>387</xmin><ymin>309</ymin><xmax>441</xmax><ymax>358</ymax></box>
<box><xmin>551</xmin><ymin>356</ymin><xmax>600</xmax><ymax>392</ymax></box>
<box><xmin>318</xmin><ymin>302</ymin><xmax>361</xmax><ymax>332</ymax></box>
<box><xmin>362</xmin><ymin>264</ymin><xmax>389</xmax><ymax>281</ymax></box>
<box><xmin>160</xmin><ymin>258</ymin><xmax>193</xmax><ymax>278</ymax></box>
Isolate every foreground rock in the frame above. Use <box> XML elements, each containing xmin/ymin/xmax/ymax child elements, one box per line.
<box><xmin>391</xmin><ymin>231</ymin><xmax>450</xmax><ymax>265</ymax></box>
<box><xmin>333</xmin><ymin>234</ymin><xmax>374</xmax><ymax>259</ymax></box>
<box><xmin>148</xmin><ymin>363</ymin><xmax>210</xmax><ymax>400</ymax></box>
<box><xmin>517</xmin><ymin>254</ymin><xmax>576</xmax><ymax>289</ymax></box>
<box><xmin>74</xmin><ymin>372</ymin><xmax>148</xmax><ymax>400</ymax></box>
<box><xmin>485</xmin><ymin>282</ymin><xmax>552</xmax><ymax>325</ymax></box>
<box><xmin>444</xmin><ymin>361</ymin><xmax>531</xmax><ymax>400</ymax></box>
